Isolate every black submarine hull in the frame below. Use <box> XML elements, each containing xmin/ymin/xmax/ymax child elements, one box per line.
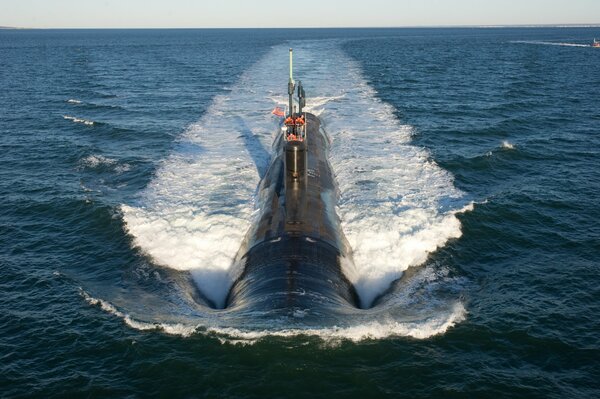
<box><xmin>225</xmin><ymin>113</ymin><xmax>359</xmax><ymax>310</ymax></box>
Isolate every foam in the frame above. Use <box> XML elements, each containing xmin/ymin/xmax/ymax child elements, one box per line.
<box><xmin>81</xmin><ymin>287</ymin><xmax>465</xmax><ymax>343</ymax></box>
<box><xmin>80</xmin><ymin>154</ymin><xmax>131</xmax><ymax>173</ymax></box>
<box><xmin>67</xmin><ymin>99</ymin><xmax>82</xmax><ymax>104</ymax></box>
<box><xmin>122</xmin><ymin>40</ymin><xmax>470</xmax><ymax>321</ymax></box>
<box><xmin>207</xmin><ymin>304</ymin><xmax>466</xmax><ymax>344</ymax></box>
<box><xmin>81</xmin><ymin>154</ymin><xmax>117</xmax><ymax>168</ymax></box>
<box><xmin>303</xmin><ymin>95</ymin><xmax>346</xmax><ymax>116</ymax></box>
<box><xmin>114</xmin><ymin>164</ymin><xmax>132</xmax><ymax>173</ymax></box>
<box><xmin>502</xmin><ymin>140</ymin><xmax>515</xmax><ymax>150</ymax></box>
<box><xmin>81</xmin><ymin>290</ymin><xmax>198</xmax><ymax>337</ymax></box>
<box><xmin>63</xmin><ymin>115</ymin><xmax>94</xmax><ymax>126</ymax></box>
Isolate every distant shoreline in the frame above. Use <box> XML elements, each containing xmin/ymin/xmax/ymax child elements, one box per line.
<box><xmin>1</xmin><ymin>24</ymin><xmax>599</xmax><ymax>30</ymax></box>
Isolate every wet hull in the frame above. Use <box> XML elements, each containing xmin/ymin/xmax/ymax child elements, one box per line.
<box><xmin>226</xmin><ymin>113</ymin><xmax>359</xmax><ymax>310</ymax></box>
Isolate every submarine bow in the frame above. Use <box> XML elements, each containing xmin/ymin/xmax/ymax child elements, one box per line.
<box><xmin>226</xmin><ymin>112</ymin><xmax>359</xmax><ymax>310</ymax></box>
<box><xmin>225</xmin><ymin>49</ymin><xmax>359</xmax><ymax>311</ymax></box>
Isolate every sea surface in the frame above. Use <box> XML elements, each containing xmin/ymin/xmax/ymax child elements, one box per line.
<box><xmin>1</xmin><ymin>28</ymin><xmax>599</xmax><ymax>398</ymax></box>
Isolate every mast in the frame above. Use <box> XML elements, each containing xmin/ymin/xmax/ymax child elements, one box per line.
<box><xmin>297</xmin><ymin>81</ymin><xmax>305</xmax><ymax>114</ymax></box>
<box><xmin>288</xmin><ymin>48</ymin><xmax>295</xmax><ymax>117</ymax></box>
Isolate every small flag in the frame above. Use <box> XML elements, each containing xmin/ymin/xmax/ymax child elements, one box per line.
<box><xmin>271</xmin><ymin>106</ymin><xmax>285</xmax><ymax>117</ymax></box>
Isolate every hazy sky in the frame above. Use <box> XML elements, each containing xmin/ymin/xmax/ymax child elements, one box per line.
<box><xmin>2</xmin><ymin>0</ymin><xmax>600</xmax><ymax>28</ymax></box>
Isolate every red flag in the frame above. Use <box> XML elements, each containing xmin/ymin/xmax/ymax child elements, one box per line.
<box><xmin>271</xmin><ymin>107</ymin><xmax>285</xmax><ymax>117</ymax></box>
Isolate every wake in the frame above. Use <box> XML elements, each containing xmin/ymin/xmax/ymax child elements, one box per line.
<box><xmin>117</xmin><ymin>40</ymin><xmax>471</xmax><ymax>341</ymax></box>
<box><xmin>511</xmin><ymin>40</ymin><xmax>592</xmax><ymax>48</ymax></box>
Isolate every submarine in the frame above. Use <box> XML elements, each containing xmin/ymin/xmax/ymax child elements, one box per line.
<box><xmin>225</xmin><ymin>49</ymin><xmax>360</xmax><ymax>311</ymax></box>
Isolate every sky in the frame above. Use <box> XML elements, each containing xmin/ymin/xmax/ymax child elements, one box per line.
<box><xmin>1</xmin><ymin>0</ymin><xmax>600</xmax><ymax>29</ymax></box>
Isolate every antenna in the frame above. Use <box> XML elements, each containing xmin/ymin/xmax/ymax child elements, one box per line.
<box><xmin>288</xmin><ymin>48</ymin><xmax>295</xmax><ymax>118</ymax></box>
<box><xmin>297</xmin><ymin>81</ymin><xmax>306</xmax><ymax>114</ymax></box>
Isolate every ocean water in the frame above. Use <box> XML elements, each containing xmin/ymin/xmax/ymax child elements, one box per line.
<box><xmin>1</xmin><ymin>28</ymin><xmax>599</xmax><ymax>398</ymax></box>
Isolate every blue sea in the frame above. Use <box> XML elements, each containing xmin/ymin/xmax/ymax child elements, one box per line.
<box><xmin>1</xmin><ymin>28</ymin><xmax>599</xmax><ymax>398</ymax></box>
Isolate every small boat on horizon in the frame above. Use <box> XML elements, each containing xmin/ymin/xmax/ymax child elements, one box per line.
<box><xmin>593</xmin><ymin>38</ymin><xmax>600</xmax><ymax>48</ymax></box>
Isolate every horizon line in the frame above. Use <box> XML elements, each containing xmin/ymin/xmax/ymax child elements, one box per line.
<box><xmin>2</xmin><ymin>23</ymin><xmax>600</xmax><ymax>30</ymax></box>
